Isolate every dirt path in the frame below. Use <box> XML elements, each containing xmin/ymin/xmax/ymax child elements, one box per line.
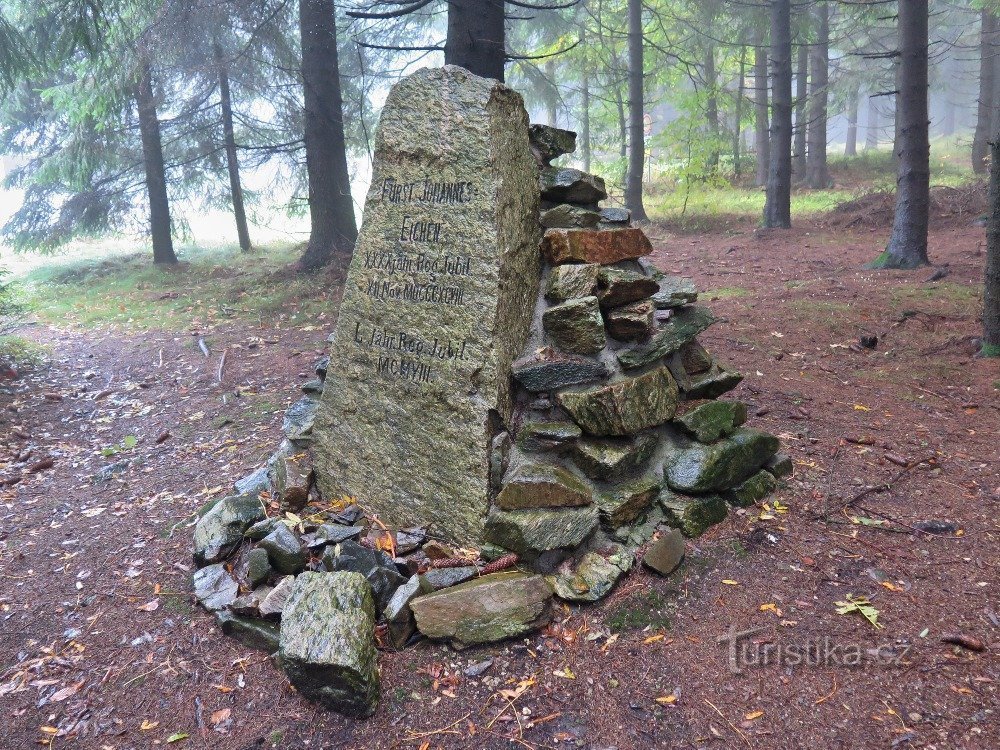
<box><xmin>1</xmin><ymin>220</ymin><xmax>998</xmax><ymax>750</ymax></box>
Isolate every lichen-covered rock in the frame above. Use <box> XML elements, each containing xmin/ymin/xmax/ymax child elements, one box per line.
<box><xmin>244</xmin><ymin>517</ymin><xmax>281</xmax><ymax>542</ymax></box>
<box><xmin>605</xmin><ymin>300</ymin><xmax>654</xmax><ymax>341</ymax></box>
<box><xmin>278</xmin><ymin>572</ymin><xmax>380</xmax><ymax>717</ymax></box>
<box><xmin>598</xmin><ymin>477</ymin><xmax>660</xmax><ymax>526</ymax></box>
<box><xmin>599</xmin><ymin>206</ymin><xmax>630</xmax><ymax>224</ymax></box>
<box><xmin>258</xmin><ymin>524</ymin><xmax>307</xmax><ymax>574</ymax></box>
<box><xmin>246</xmin><ymin>547</ymin><xmax>272</xmax><ymax>586</ymax></box>
<box><xmin>516</xmin><ymin>421</ymin><xmax>582</xmax><ymax>453</ymax></box>
<box><xmin>547</xmin><ymin>547</ymin><xmax>632</xmax><ymax>602</ymax></box>
<box><xmin>558</xmin><ymin>367</ymin><xmax>679</xmax><ymax>437</ymax></box>
<box><xmin>312</xmin><ymin>66</ymin><xmax>542</xmax><ymax>546</ymax></box>
<box><xmin>282</xmin><ymin>395</ymin><xmax>319</xmax><ymax>445</ymax></box>
<box><xmin>306</xmin><ymin>524</ymin><xmax>365</xmax><ymax>549</ymax></box>
<box><xmin>497</xmin><ymin>461</ymin><xmax>593</xmax><ymax>510</ymax></box>
<box><xmin>618</xmin><ymin>306</ymin><xmax>716</xmax><ymax>370</ymax></box>
<box><xmin>424</xmin><ymin>566</ymin><xmax>479</xmax><ymax>590</ymax></box>
<box><xmin>410</xmin><ymin>572</ymin><xmax>552</xmax><ymax>648</ymax></box>
<box><xmin>545</xmin><ymin>263</ymin><xmax>600</xmax><ymax>302</ymax></box>
<box><xmin>542</xmin><ymin>227</ymin><xmax>652</xmax><ymax>265</ymax></box>
<box><xmin>484</xmin><ymin>505</ymin><xmax>599</xmax><ymax>555</ymax></box>
<box><xmin>659</xmin><ymin>490</ymin><xmax>728</xmax><ymax>537</ymax></box>
<box><xmin>543</xmin><ymin>296</ymin><xmax>606</xmax><ymax>354</ymax></box>
<box><xmin>234</xmin><ymin>466</ymin><xmax>271</xmax><ymax>497</ymax></box>
<box><xmin>216</xmin><ymin>610</ymin><xmax>280</xmax><ymax>653</ymax></box>
<box><xmin>675</xmin><ymin>400</ymin><xmax>747</xmax><ymax>443</ymax></box>
<box><xmin>652</xmin><ymin>276</ymin><xmax>698</xmax><ymax>308</ymax></box>
<box><xmin>529</xmin><ymin>124</ymin><xmax>577</xmax><ymax>165</ymax></box>
<box><xmin>642</xmin><ymin>529</ymin><xmax>685</xmax><ymax>576</ymax></box>
<box><xmin>259</xmin><ymin>575</ymin><xmax>297</xmax><ymax>617</ymax></box>
<box><xmin>384</xmin><ymin>574</ymin><xmax>433</xmax><ymax>650</ymax></box>
<box><xmin>664</xmin><ymin>428</ymin><xmax>780</xmax><ymax>494</ymax></box>
<box><xmin>671</xmin><ymin>361</ymin><xmax>744</xmax><ymax>399</ymax></box>
<box><xmin>540</xmin><ymin>204</ymin><xmax>601</xmax><ymax>229</ymax></box>
<box><xmin>193</xmin><ymin>563</ymin><xmax>238</xmax><ymax>611</ymax></box>
<box><xmin>539</xmin><ymin>167</ymin><xmax>607</xmax><ymax>204</ymax></box>
<box><xmin>597</xmin><ymin>268</ymin><xmax>659</xmax><ymax>308</ymax></box>
<box><xmin>512</xmin><ymin>351</ymin><xmax>608</xmax><ymax>392</ymax></box>
<box><xmin>570</xmin><ymin>433</ymin><xmax>658</xmax><ymax>481</ymax></box>
<box><xmin>677</xmin><ymin>340</ymin><xmax>714</xmax><ymax>375</ymax></box>
<box><xmin>193</xmin><ymin>493</ymin><xmax>265</xmax><ymax>566</ymax></box>
<box><xmin>765</xmin><ymin>452</ymin><xmax>794</xmax><ymax>479</ymax></box>
<box><xmin>725</xmin><ymin>469</ymin><xmax>778</xmax><ymax>507</ymax></box>
<box><xmin>321</xmin><ymin>540</ymin><xmax>406</xmax><ymax>613</ymax></box>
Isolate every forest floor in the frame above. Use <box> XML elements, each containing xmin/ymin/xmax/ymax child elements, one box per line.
<box><xmin>1</xmin><ymin>205</ymin><xmax>998</xmax><ymax>750</ymax></box>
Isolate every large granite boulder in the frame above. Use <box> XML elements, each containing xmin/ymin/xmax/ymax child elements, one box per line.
<box><xmin>410</xmin><ymin>572</ymin><xmax>553</xmax><ymax>648</ymax></box>
<box><xmin>193</xmin><ymin>493</ymin><xmax>264</xmax><ymax>566</ymax></box>
<box><xmin>278</xmin><ymin>572</ymin><xmax>380</xmax><ymax>717</ymax></box>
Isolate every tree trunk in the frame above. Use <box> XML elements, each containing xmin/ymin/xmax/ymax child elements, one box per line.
<box><xmin>806</xmin><ymin>1</ymin><xmax>829</xmax><ymax>189</ymax></box>
<box><xmin>763</xmin><ymin>0</ymin><xmax>792</xmax><ymax>229</ymax></box>
<box><xmin>581</xmin><ymin>65</ymin><xmax>591</xmax><ymax>173</ymax></box>
<box><xmin>297</xmin><ymin>0</ymin><xmax>358</xmax><ymax>272</ymax></box>
<box><xmin>845</xmin><ymin>81</ymin><xmax>859</xmax><ymax>156</ymax></box>
<box><xmin>871</xmin><ymin>0</ymin><xmax>930</xmax><ymax>270</ymax></box>
<box><xmin>984</xmin><ymin>136</ymin><xmax>1000</xmax><ymax>356</ymax></box>
<box><xmin>214</xmin><ymin>40</ymin><xmax>252</xmax><ymax>253</ymax></box>
<box><xmin>625</xmin><ymin>0</ymin><xmax>648</xmax><ymax>222</ymax></box>
<box><xmin>135</xmin><ymin>59</ymin><xmax>177</xmax><ymax>265</ymax></box>
<box><xmin>866</xmin><ymin>98</ymin><xmax>879</xmax><ymax>150</ymax></box>
<box><xmin>793</xmin><ymin>41</ymin><xmax>807</xmax><ymax>181</ymax></box>
<box><xmin>733</xmin><ymin>46</ymin><xmax>746</xmax><ymax>179</ymax></box>
<box><xmin>446</xmin><ymin>0</ymin><xmax>505</xmax><ymax>81</ymax></box>
<box><xmin>705</xmin><ymin>42</ymin><xmax>719</xmax><ymax>170</ymax></box>
<box><xmin>753</xmin><ymin>40</ymin><xmax>769</xmax><ymax>187</ymax></box>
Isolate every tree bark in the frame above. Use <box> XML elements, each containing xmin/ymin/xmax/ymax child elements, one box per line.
<box><xmin>806</xmin><ymin>1</ymin><xmax>829</xmax><ymax>189</ymax></box>
<box><xmin>705</xmin><ymin>41</ymin><xmax>719</xmax><ymax>170</ymax></box>
<box><xmin>972</xmin><ymin>10</ymin><xmax>997</xmax><ymax>174</ymax></box>
<box><xmin>984</xmin><ymin>135</ymin><xmax>1000</xmax><ymax>356</ymax></box>
<box><xmin>763</xmin><ymin>0</ymin><xmax>792</xmax><ymax>229</ymax></box>
<box><xmin>793</xmin><ymin>41</ymin><xmax>807</xmax><ymax>181</ymax></box>
<box><xmin>135</xmin><ymin>59</ymin><xmax>177</xmax><ymax>265</ymax></box>
<box><xmin>625</xmin><ymin>0</ymin><xmax>648</xmax><ymax>222</ymax></box>
<box><xmin>872</xmin><ymin>0</ymin><xmax>930</xmax><ymax>269</ymax></box>
<box><xmin>753</xmin><ymin>39</ymin><xmax>770</xmax><ymax>188</ymax></box>
<box><xmin>297</xmin><ymin>0</ymin><xmax>358</xmax><ymax>272</ymax></box>
<box><xmin>866</xmin><ymin>98</ymin><xmax>879</xmax><ymax>150</ymax></box>
<box><xmin>845</xmin><ymin>81</ymin><xmax>859</xmax><ymax>157</ymax></box>
<box><xmin>214</xmin><ymin>40</ymin><xmax>252</xmax><ymax>253</ymax></box>
<box><xmin>446</xmin><ymin>0</ymin><xmax>505</xmax><ymax>81</ymax></box>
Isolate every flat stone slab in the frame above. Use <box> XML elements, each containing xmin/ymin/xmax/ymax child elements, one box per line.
<box><xmin>558</xmin><ymin>366</ymin><xmax>679</xmax><ymax>436</ymax></box>
<box><xmin>312</xmin><ymin>66</ymin><xmax>541</xmax><ymax>545</ymax></box>
<box><xmin>539</xmin><ymin>167</ymin><xmax>607</xmax><ymax>204</ymax></box>
<box><xmin>642</xmin><ymin>528</ymin><xmax>685</xmax><ymax>576</ymax></box>
<box><xmin>193</xmin><ymin>564</ymin><xmax>238</xmax><ymax>611</ymax></box>
<box><xmin>652</xmin><ymin>276</ymin><xmax>698</xmax><ymax>308</ymax></box>
<box><xmin>512</xmin><ymin>351</ymin><xmax>608</xmax><ymax>392</ymax></box>
<box><xmin>516</xmin><ymin>421</ymin><xmax>582</xmax><ymax>453</ymax></box>
<box><xmin>497</xmin><ymin>461</ymin><xmax>593</xmax><ymax>510</ymax></box>
<box><xmin>618</xmin><ymin>306</ymin><xmax>716</xmax><ymax>371</ymax></box>
<box><xmin>542</xmin><ymin>228</ymin><xmax>652</xmax><ymax>265</ymax></box>
<box><xmin>410</xmin><ymin>572</ymin><xmax>553</xmax><ymax>648</ymax></box>
<box><xmin>279</xmin><ymin>572</ymin><xmax>380</xmax><ymax>717</ymax></box>
<box><xmin>540</xmin><ymin>203</ymin><xmax>600</xmax><ymax>229</ymax></box>
<box><xmin>484</xmin><ymin>505</ymin><xmax>599</xmax><ymax>555</ymax></box>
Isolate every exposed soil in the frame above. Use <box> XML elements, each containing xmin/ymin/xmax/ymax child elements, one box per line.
<box><xmin>1</xmin><ymin>217</ymin><xmax>998</xmax><ymax>750</ymax></box>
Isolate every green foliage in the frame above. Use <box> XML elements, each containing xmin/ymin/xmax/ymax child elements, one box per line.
<box><xmin>0</xmin><ymin>266</ymin><xmax>22</xmax><ymax>334</ymax></box>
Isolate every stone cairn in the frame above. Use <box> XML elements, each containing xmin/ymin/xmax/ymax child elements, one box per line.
<box><xmin>188</xmin><ymin>119</ymin><xmax>789</xmax><ymax>718</ymax></box>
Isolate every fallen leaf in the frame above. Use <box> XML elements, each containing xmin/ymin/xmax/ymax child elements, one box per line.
<box><xmin>745</xmin><ymin>710</ymin><xmax>764</xmax><ymax>721</ymax></box>
<box><xmin>210</xmin><ymin>708</ymin><xmax>231</xmax><ymax>725</ymax></box>
<box><xmin>643</xmin><ymin>634</ymin><xmax>665</xmax><ymax>644</ymax></box>
<box><xmin>655</xmin><ymin>695</ymin><xmax>677</xmax><ymax>704</ymax></box>
<box><xmin>721</xmin><ymin>580</ymin><xmax>739</xmax><ymax>586</ymax></box>
<box><xmin>167</xmin><ymin>732</ymin><xmax>190</xmax><ymax>743</ymax></box>
<box><xmin>50</xmin><ymin>681</ymin><xmax>83</xmax><ymax>702</ymax></box>
<box><xmin>137</xmin><ymin>600</ymin><xmax>159</xmax><ymax>612</ymax></box>
<box><xmin>140</xmin><ymin>720</ymin><xmax>159</xmax><ymax>730</ymax></box>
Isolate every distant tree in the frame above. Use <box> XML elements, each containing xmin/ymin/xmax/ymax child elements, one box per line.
<box><xmin>135</xmin><ymin>54</ymin><xmax>178</xmax><ymax>265</ymax></box>
<box><xmin>805</xmin><ymin>0</ymin><xmax>829</xmax><ymax>189</ymax></box>
<box><xmin>624</xmin><ymin>0</ymin><xmax>648</xmax><ymax>221</ymax></box>
<box><xmin>763</xmin><ymin>0</ymin><xmax>792</xmax><ymax>229</ymax></box>
<box><xmin>972</xmin><ymin>9</ymin><xmax>997</xmax><ymax>174</ymax></box>
<box><xmin>753</xmin><ymin>33</ymin><xmax>769</xmax><ymax>187</ymax></box>
<box><xmin>985</xmin><ymin>134</ymin><xmax>1000</xmax><ymax>356</ymax></box>
<box><xmin>844</xmin><ymin>80</ymin><xmax>859</xmax><ymax>156</ymax></box>
<box><xmin>793</xmin><ymin>40</ymin><xmax>807</xmax><ymax>181</ymax></box>
<box><xmin>869</xmin><ymin>0</ymin><xmax>930</xmax><ymax>269</ymax></box>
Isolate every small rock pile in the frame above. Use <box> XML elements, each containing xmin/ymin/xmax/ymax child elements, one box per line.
<box><xmin>188</xmin><ymin>123</ymin><xmax>789</xmax><ymax>718</ymax></box>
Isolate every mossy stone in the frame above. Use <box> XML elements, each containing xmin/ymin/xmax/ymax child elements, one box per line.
<box><xmin>652</xmin><ymin>277</ymin><xmax>698</xmax><ymax>308</ymax></box>
<box><xmin>663</xmin><ymin>428</ymin><xmax>780</xmax><ymax>494</ymax></box>
<box><xmin>597</xmin><ymin>267</ymin><xmax>659</xmax><ymax>308</ymax></box>
<box><xmin>674</xmin><ymin>400</ymin><xmax>747</xmax><ymax>443</ymax></box>
<box><xmin>558</xmin><ymin>366</ymin><xmax>679</xmax><ymax>437</ymax></box>
<box><xmin>546</xmin><ymin>548</ymin><xmax>633</xmax><ymax>602</ymax></box>
<box><xmin>618</xmin><ymin>306</ymin><xmax>716</xmax><ymax>370</ymax></box>
<box><xmin>484</xmin><ymin>505</ymin><xmax>599</xmax><ymax>555</ymax></box>
<box><xmin>598</xmin><ymin>477</ymin><xmax>661</xmax><ymax>526</ymax></box>
<box><xmin>496</xmin><ymin>461</ymin><xmax>593</xmax><ymax>510</ymax></box>
<box><xmin>545</xmin><ymin>263</ymin><xmax>600</xmax><ymax>302</ymax></box>
<box><xmin>725</xmin><ymin>469</ymin><xmax>778</xmax><ymax>507</ymax></box>
<box><xmin>543</xmin><ymin>296</ymin><xmax>606</xmax><ymax>354</ymax></box>
<box><xmin>659</xmin><ymin>490</ymin><xmax>728</xmax><ymax>537</ymax></box>
<box><xmin>570</xmin><ymin>433</ymin><xmax>658</xmax><ymax>481</ymax></box>
<box><xmin>516</xmin><ymin>421</ymin><xmax>582</xmax><ymax>453</ymax></box>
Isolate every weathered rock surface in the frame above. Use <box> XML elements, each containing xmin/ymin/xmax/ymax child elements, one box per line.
<box><xmin>725</xmin><ymin>469</ymin><xmax>778</xmax><ymax>507</ymax></box>
<box><xmin>677</xmin><ymin>340</ymin><xmax>714</xmax><ymax>374</ymax></box>
<box><xmin>597</xmin><ymin>268</ymin><xmax>659</xmax><ymax>308</ymax></box>
<box><xmin>410</xmin><ymin>572</ymin><xmax>552</xmax><ymax>648</ymax></box>
<box><xmin>605</xmin><ymin>300</ymin><xmax>654</xmax><ymax>341</ymax></box>
<box><xmin>664</xmin><ymin>428</ymin><xmax>779</xmax><ymax>494</ymax></box>
<box><xmin>484</xmin><ymin>505</ymin><xmax>599</xmax><ymax>555</ymax></box>
<box><xmin>193</xmin><ymin>493</ymin><xmax>264</xmax><ymax>566</ymax></box>
<box><xmin>542</xmin><ymin>227</ymin><xmax>653</xmax><ymax>265</ymax></box>
<box><xmin>193</xmin><ymin>564</ymin><xmax>238</xmax><ymax>611</ymax></box>
<box><xmin>258</xmin><ymin>524</ymin><xmax>307</xmax><ymax>574</ymax></box>
<box><xmin>543</xmin><ymin>296</ymin><xmax>606</xmax><ymax>354</ymax></box>
<box><xmin>642</xmin><ymin>529</ymin><xmax>685</xmax><ymax>576</ymax></box>
<box><xmin>512</xmin><ymin>351</ymin><xmax>608</xmax><ymax>392</ymax></box>
<box><xmin>558</xmin><ymin>367</ymin><xmax>679</xmax><ymax>436</ymax></box>
<box><xmin>259</xmin><ymin>574</ymin><xmax>297</xmax><ymax>617</ymax></box>
<box><xmin>244</xmin><ymin>517</ymin><xmax>281</xmax><ymax>542</ymax></box>
<box><xmin>283</xmin><ymin>395</ymin><xmax>319</xmax><ymax>445</ymax></box>
<box><xmin>599</xmin><ymin>206</ymin><xmax>630</xmax><ymax>224</ymax></box>
<box><xmin>234</xmin><ymin>466</ymin><xmax>271</xmax><ymax>497</ymax></box>
<box><xmin>540</xmin><ymin>203</ymin><xmax>601</xmax><ymax>229</ymax></box>
<box><xmin>765</xmin><ymin>452</ymin><xmax>794</xmax><ymax>478</ymax></box>
<box><xmin>312</xmin><ymin>66</ymin><xmax>541</xmax><ymax>545</ymax></box>
<box><xmin>497</xmin><ymin>461</ymin><xmax>593</xmax><ymax>510</ymax></box>
<box><xmin>675</xmin><ymin>400</ymin><xmax>747</xmax><ymax>443</ymax></box>
<box><xmin>516</xmin><ymin>421</ymin><xmax>582</xmax><ymax>453</ymax></box>
<box><xmin>659</xmin><ymin>490</ymin><xmax>728</xmax><ymax>537</ymax></box>
<box><xmin>424</xmin><ymin>566</ymin><xmax>479</xmax><ymax>590</ymax></box>
<box><xmin>570</xmin><ymin>433</ymin><xmax>658</xmax><ymax>480</ymax></box>
<box><xmin>279</xmin><ymin>572</ymin><xmax>380</xmax><ymax>717</ymax></box>
<box><xmin>321</xmin><ymin>540</ymin><xmax>406</xmax><ymax>613</ymax></box>
<box><xmin>547</xmin><ymin>548</ymin><xmax>632</xmax><ymax>602</ymax></box>
<box><xmin>545</xmin><ymin>263</ymin><xmax>600</xmax><ymax>302</ymax></box>
<box><xmin>652</xmin><ymin>277</ymin><xmax>698</xmax><ymax>308</ymax></box>
<box><xmin>246</xmin><ymin>547</ymin><xmax>272</xmax><ymax>586</ymax></box>
<box><xmin>682</xmin><ymin>365</ymin><xmax>744</xmax><ymax>399</ymax></box>
<box><xmin>618</xmin><ymin>306</ymin><xmax>716</xmax><ymax>370</ymax></box>
<box><xmin>306</xmin><ymin>524</ymin><xmax>365</xmax><ymax>549</ymax></box>
<box><xmin>598</xmin><ymin>477</ymin><xmax>660</xmax><ymax>526</ymax></box>
<box><xmin>539</xmin><ymin>167</ymin><xmax>607</xmax><ymax>204</ymax></box>
<box><xmin>216</xmin><ymin>611</ymin><xmax>280</xmax><ymax>653</ymax></box>
<box><xmin>529</xmin><ymin>124</ymin><xmax>577</xmax><ymax>165</ymax></box>
<box><xmin>384</xmin><ymin>574</ymin><xmax>433</xmax><ymax>650</ymax></box>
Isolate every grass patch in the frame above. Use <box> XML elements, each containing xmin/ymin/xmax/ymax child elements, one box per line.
<box><xmin>605</xmin><ymin>589</ymin><xmax>674</xmax><ymax>633</ymax></box>
<box><xmin>0</xmin><ymin>335</ymin><xmax>49</xmax><ymax>369</ymax></box>
<box><xmin>705</xmin><ymin>286</ymin><xmax>750</xmax><ymax>299</ymax></box>
<box><xmin>16</xmin><ymin>242</ymin><xmax>340</xmax><ymax>332</ymax></box>
<box><xmin>889</xmin><ymin>283</ymin><xmax>982</xmax><ymax>318</ymax></box>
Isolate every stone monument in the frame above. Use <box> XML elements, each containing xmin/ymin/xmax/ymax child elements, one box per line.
<box><xmin>311</xmin><ymin>66</ymin><xmax>541</xmax><ymax>544</ymax></box>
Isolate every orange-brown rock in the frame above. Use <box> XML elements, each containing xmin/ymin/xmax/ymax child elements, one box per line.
<box><xmin>542</xmin><ymin>227</ymin><xmax>653</xmax><ymax>265</ymax></box>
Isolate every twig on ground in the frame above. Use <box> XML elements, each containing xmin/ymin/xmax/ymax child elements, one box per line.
<box><xmin>703</xmin><ymin>698</ymin><xmax>752</xmax><ymax>747</ymax></box>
